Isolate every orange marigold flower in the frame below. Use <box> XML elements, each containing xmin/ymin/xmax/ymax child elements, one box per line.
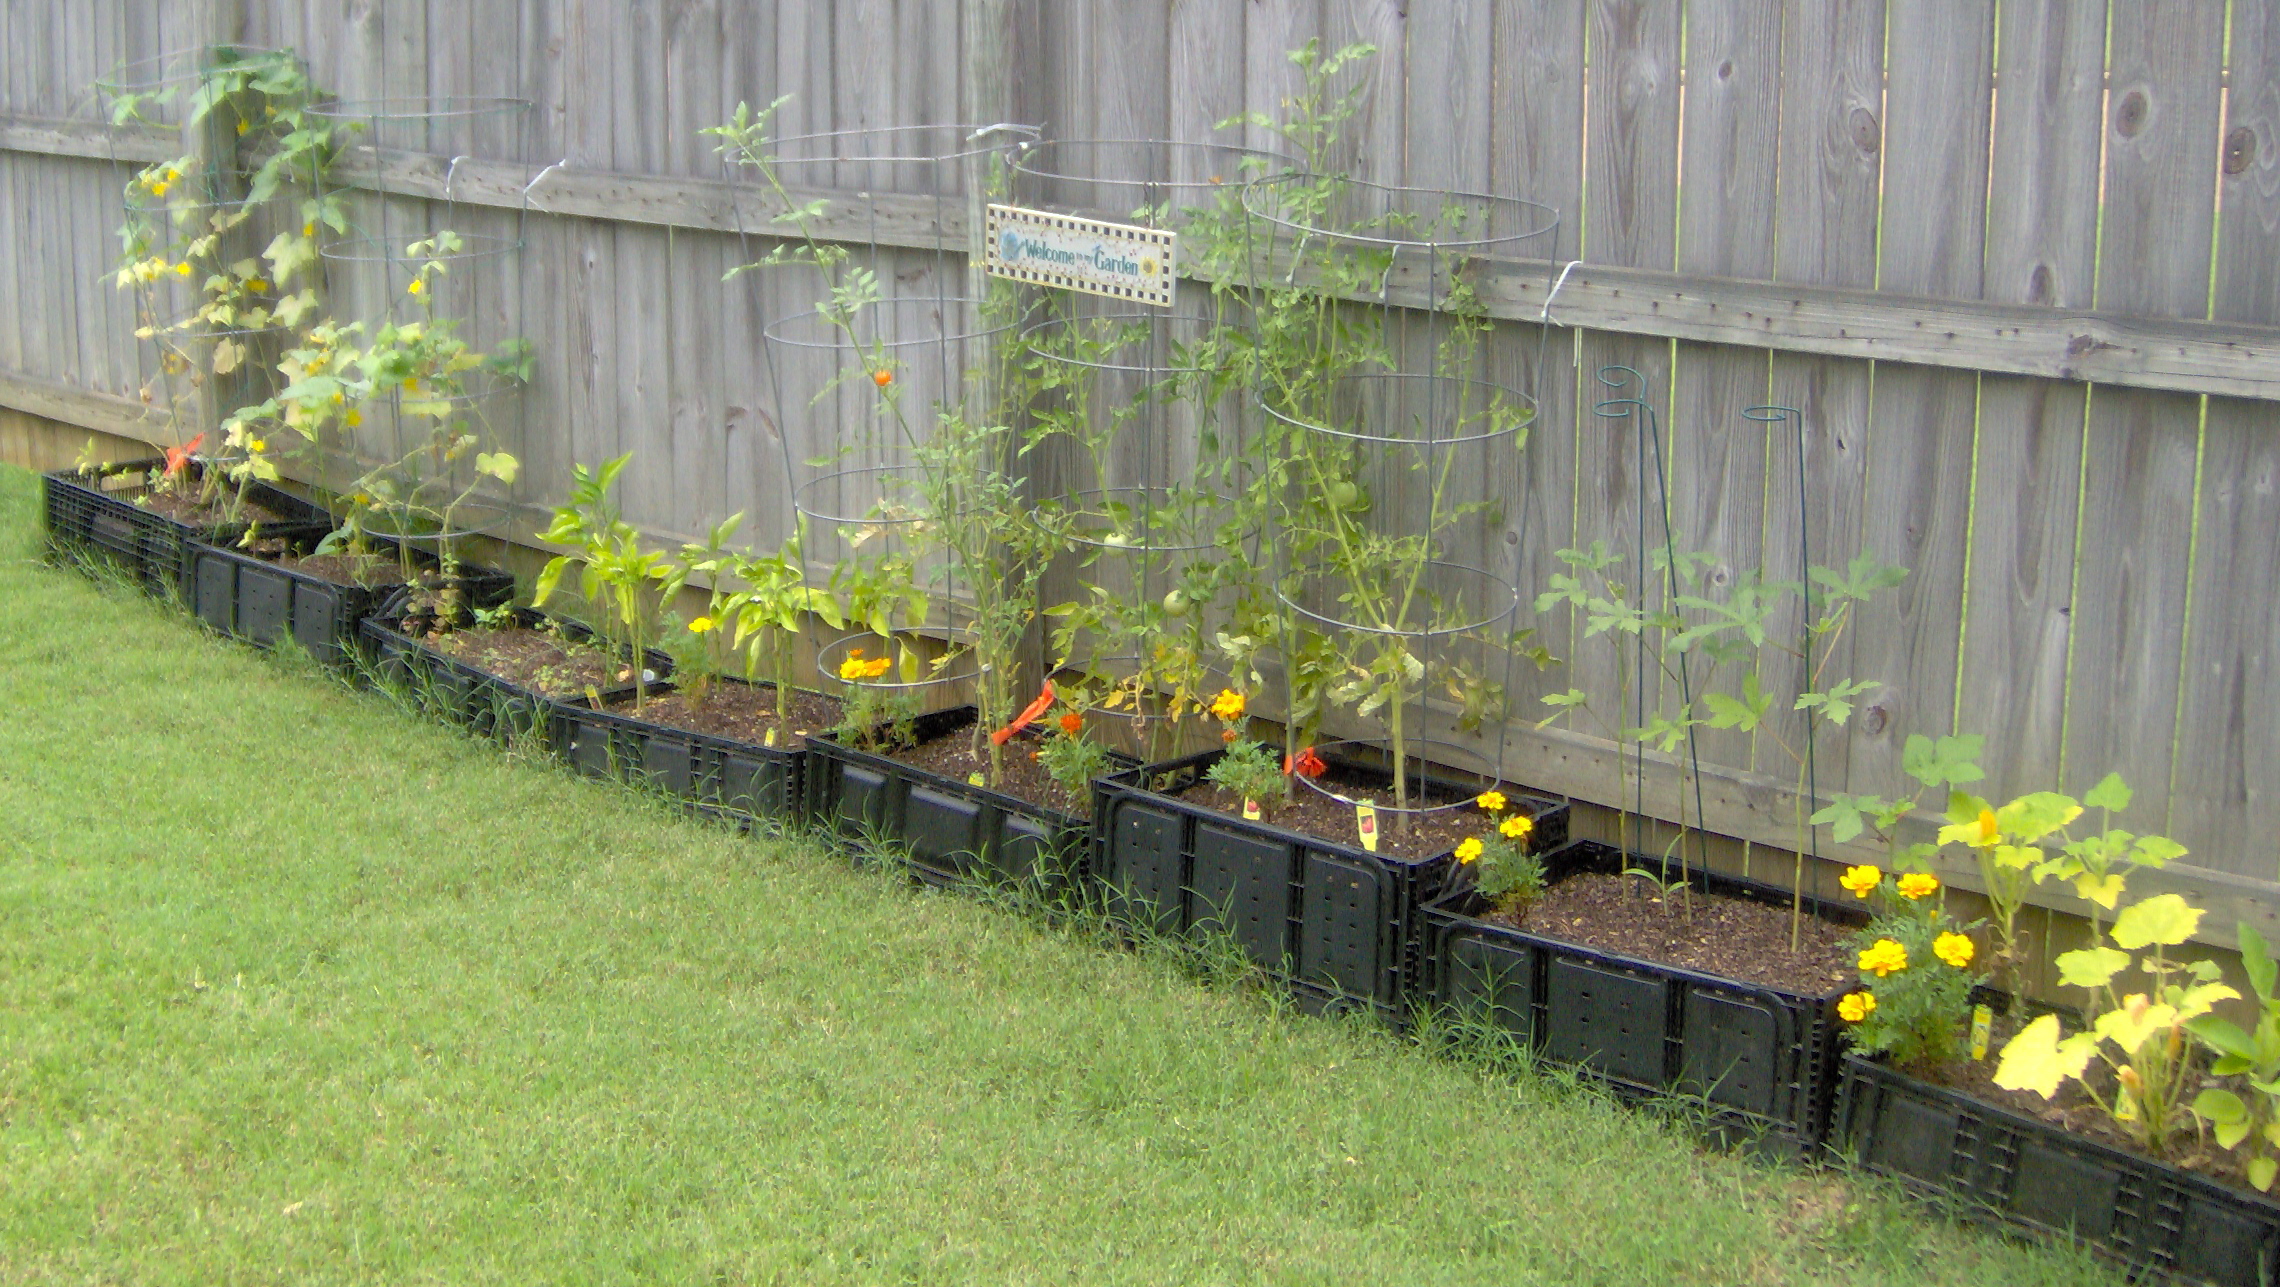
<box><xmin>1059</xmin><ymin>711</ymin><xmax>1084</xmax><ymax>736</ymax></box>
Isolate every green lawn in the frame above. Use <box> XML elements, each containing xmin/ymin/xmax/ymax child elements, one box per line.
<box><xmin>0</xmin><ymin>464</ymin><xmax>2116</xmax><ymax>1286</ymax></box>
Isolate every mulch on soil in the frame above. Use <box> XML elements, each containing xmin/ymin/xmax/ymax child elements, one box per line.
<box><xmin>1494</xmin><ymin>870</ymin><xmax>1855</xmax><ymax>992</ymax></box>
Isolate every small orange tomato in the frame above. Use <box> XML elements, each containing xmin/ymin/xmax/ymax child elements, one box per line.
<box><xmin>873</xmin><ymin>369</ymin><xmax>893</xmax><ymax>387</ymax></box>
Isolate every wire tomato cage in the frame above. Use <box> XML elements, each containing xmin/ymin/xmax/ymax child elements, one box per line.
<box><xmin>1238</xmin><ymin>174</ymin><xmax>1563</xmax><ymax>827</ymax></box>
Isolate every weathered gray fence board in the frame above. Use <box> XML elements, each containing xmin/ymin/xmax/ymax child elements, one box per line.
<box><xmin>1761</xmin><ymin>0</ymin><xmax>1883</xmax><ymax>816</ymax></box>
<box><xmin>2172</xmin><ymin>0</ymin><xmax>2280</xmax><ymax>877</ymax></box>
<box><xmin>2067</xmin><ymin>1</ymin><xmax>2225</xmax><ymax>836</ymax></box>
<box><xmin>1845</xmin><ymin>0</ymin><xmax>1994</xmax><ymax>800</ymax></box>
<box><xmin>1669</xmin><ymin>0</ymin><xmax>1779</xmax><ymax>773</ymax></box>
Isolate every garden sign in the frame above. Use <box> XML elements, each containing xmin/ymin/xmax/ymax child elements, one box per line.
<box><xmin>984</xmin><ymin>204</ymin><xmax>1175</xmax><ymax>307</ymax></box>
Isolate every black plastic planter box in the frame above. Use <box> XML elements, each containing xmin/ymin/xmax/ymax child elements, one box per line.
<box><xmin>1424</xmin><ymin>841</ymin><xmax>1861</xmax><ymax>1145</ymax></box>
<box><xmin>1835</xmin><ymin>1054</ymin><xmax>2280</xmax><ymax>1286</ymax></box>
<box><xmin>805</xmin><ymin>707</ymin><xmax>1122</xmax><ymax>895</ymax></box>
<box><xmin>43</xmin><ymin>461</ymin><xmax>333</xmax><ymax>598</ymax></box>
<box><xmin>359</xmin><ymin>606</ymin><xmax>671</xmax><ymax>744</ymax></box>
<box><xmin>1092</xmin><ymin>748</ymin><xmax>1569</xmax><ymax>1021</ymax></box>
<box><xmin>187</xmin><ymin>536</ymin><xmax>512</xmax><ymax>665</ymax></box>
<box><xmin>554</xmin><ymin>677</ymin><xmax>806</xmax><ymax>823</ymax></box>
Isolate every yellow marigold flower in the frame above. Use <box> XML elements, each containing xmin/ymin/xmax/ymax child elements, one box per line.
<box><xmin>1838</xmin><ymin>991</ymin><xmax>1877</xmax><ymax>1023</ymax></box>
<box><xmin>1858</xmin><ymin>938</ymin><xmax>1909</xmax><ymax>978</ymax></box>
<box><xmin>1454</xmin><ymin>837</ymin><xmax>1484</xmax><ymax>864</ymax></box>
<box><xmin>688</xmin><ymin>616</ymin><xmax>715</xmax><ymax>634</ymax></box>
<box><xmin>1896</xmin><ymin>872</ymin><xmax>1941</xmax><ymax>900</ymax></box>
<box><xmin>862</xmin><ymin>657</ymin><xmax>891</xmax><ymax>679</ymax></box>
<box><xmin>1839</xmin><ymin>864</ymin><xmax>1882</xmax><ymax>899</ymax></box>
<box><xmin>1209</xmin><ymin>688</ymin><xmax>1245</xmax><ymax>722</ymax></box>
<box><xmin>1476</xmin><ymin>790</ymin><xmax>1507</xmax><ymax>813</ymax></box>
<box><xmin>838</xmin><ymin>648</ymin><xmax>874</xmax><ymax>682</ymax></box>
<box><xmin>1933</xmin><ymin>932</ymin><xmax>1976</xmax><ymax>969</ymax></box>
<box><xmin>1499</xmin><ymin>814</ymin><xmax>1533</xmax><ymax>839</ymax></box>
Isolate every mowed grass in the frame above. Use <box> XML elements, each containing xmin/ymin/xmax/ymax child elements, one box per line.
<box><xmin>0</xmin><ymin>463</ymin><xmax>2117</xmax><ymax>1286</ymax></box>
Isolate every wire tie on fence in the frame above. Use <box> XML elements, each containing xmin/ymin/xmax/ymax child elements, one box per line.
<box><xmin>443</xmin><ymin>154</ymin><xmax>472</xmax><ymax>202</ymax></box>
<box><xmin>523</xmin><ymin>157</ymin><xmax>569</xmax><ymax>200</ymax></box>
<box><xmin>1540</xmin><ymin>259</ymin><xmax>1583</xmax><ymax>325</ymax></box>
<box><xmin>966</xmin><ymin>122</ymin><xmax>1034</xmax><ymax>143</ymax></box>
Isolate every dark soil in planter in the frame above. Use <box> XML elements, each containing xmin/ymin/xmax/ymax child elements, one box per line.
<box><xmin>889</xmin><ymin>725</ymin><xmax>1095</xmax><ymax>818</ymax></box>
<box><xmin>1181</xmin><ymin>763</ymin><xmax>1483</xmax><ymax>861</ymax></box>
<box><xmin>608</xmin><ymin>682</ymin><xmax>841</xmax><ymax>749</ymax></box>
<box><xmin>273</xmin><ymin>548</ymin><xmax>401</xmax><ymax>587</ymax></box>
<box><xmin>429</xmin><ymin>627</ymin><xmax>636</xmax><ymax>700</ymax></box>
<box><xmin>1490</xmin><ymin>869</ymin><xmax>1854</xmax><ymax>991</ymax></box>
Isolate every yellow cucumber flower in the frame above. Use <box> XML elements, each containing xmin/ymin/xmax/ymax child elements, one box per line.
<box><xmin>1839</xmin><ymin>864</ymin><xmax>1882</xmax><ymax>899</ymax></box>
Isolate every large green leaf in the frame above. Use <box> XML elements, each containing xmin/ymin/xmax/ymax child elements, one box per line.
<box><xmin>2054</xmin><ymin>946</ymin><xmax>2130</xmax><ymax>989</ymax></box>
<box><xmin>2111</xmin><ymin>894</ymin><xmax>2202</xmax><ymax>949</ymax></box>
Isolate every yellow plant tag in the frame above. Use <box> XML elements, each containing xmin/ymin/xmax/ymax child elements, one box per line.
<box><xmin>582</xmin><ymin>683</ymin><xmax>602</xmax><ymax>711</ymax></box>
<box><xmin>1355</xmin><ymin>801</ymin><xmax>1379</xmax><ymax>852</ymax></box>
<box><xmin>1242</xmin><ymin>798</ymin><xmax>1262</xmax><ymax>821</ymax></box>
<box><xmin>967</xmin><ymin>771</ymin><xmax>986</xmax><ymax>787</ymax></box>
<box><xmin>1969</xmin><ymin>1004</ymin><xmax>1993</xmax><ymax>1060</ymax></box>
<box><xmin>763</xmin><ymin>727</ymin><xmax>778</xmax><ymax>748</ymax></box>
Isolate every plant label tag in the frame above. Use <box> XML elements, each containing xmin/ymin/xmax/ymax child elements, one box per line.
<box><xmin>582</xmin><ymin>683</ymin><xmax>603</xmax><ymax>712</ymax></box>
<box><xmin>1969</xmin><ymin>1004</ymin><xmax>1993</xmax><ymax>1060</ymax></box>
<box><xmin>1241</xmin><ymin>798</ymin><xmax>1262</xmax><ymax>821</ymax></box>
<box><xmin>1355</xmin><ymin>802</ymin><xmax>1379</xmax><ymax>852</ymax></box>
<box><xmin>985</xmin><ymin>204</ymin><xmax>1176</xmax><ymax>307</ymax></box>
<box><xmin>967</xmin><ymin>771</ymin><xmax>986</xmax><ymax>787</ymax></box>
<box><xmin>763</xmin><ymin>727</ymin><xmax>778</xmax><ymax>748</ymax></box>
<box><xmin>100</xmin><ymin>471</ymin><xmax>139</xmax><ymax>492</ymax></box>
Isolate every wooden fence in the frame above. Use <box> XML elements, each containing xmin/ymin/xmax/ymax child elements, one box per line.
<box><xmin>7</xmin><ymin>0</ymin><xmax>2280</xmax><ymax>968</ymax></box>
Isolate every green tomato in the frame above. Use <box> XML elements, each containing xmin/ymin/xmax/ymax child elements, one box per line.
<box><xmin>1162</xmin><ymin>589</ymin><xmax>1191</xmax><ymax>618</ymax></box>
<box><xmin>1327</xmin><ymin>480</ymin><xmax>1359</xmax><ymax>510</ymax></box>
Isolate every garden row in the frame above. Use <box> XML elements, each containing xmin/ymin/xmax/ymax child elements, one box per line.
<box><xmin>39</xmin><ymin>457</ymin><xmax>2280</xmax><ymax>1287</ymax></box>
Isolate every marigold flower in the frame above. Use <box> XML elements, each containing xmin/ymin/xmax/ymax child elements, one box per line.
<box><xmin>1476</xmin><ymin>790</ymin><xmax>1507</xmax><ymax>813</ymax></box>
<box><xmin>688</xmin><ymin>616</ymin><xmax>715</xmax><ymax>634</ymax></box>
<box><xmin>1209</xmin><ymin>688</ymin><xmax>1245</xmax><ymax>722</ymax></box>
<box><xmin>1500</xmin><ymin>814</ymin><xmax>1533</xmax><ymax>840</ymax></box>
<box><xmin>1220</xmin><ymin>728</ymin><xmax>1237</xmax><ymax>743</ymax></box>
<box><xmin>1896</xmin><ymin>873</ymin><xmax>1941</xmax><ymax>900</ymax></box>
<box><xmin>838</xmin><ymin>648</ymin><xmax>883</xmax><ymax>682</ymax></box>
<box><xmin>1838</xmin><ymin>991</ymin><xmax>1876</xmax><ymax>1023</ymax></box>
<box><xmin>1840</xmin><ymin>864</ymin><xmax>1882</xmax><ymax>899</ymax></box>
<box><xmin>1858</xmin><ymin>938</ymin><xmax>1909</xmax><ymax>978</ymax></box>
<box><xmin>1059</xmin><ymin>712</ymin><xmax>1083</xmax><ymax>736</ymax></box>
<box><xmin>862</xmin><ymin>657</ymin><xmax>891</xmax><ymax>679</ymax></box>
<box><xmin>1933</xmin><ymin>932</ymin><xmax>1976</xmax><ymax>969</ymax></box>
<box><xmin>1284</xmin><ymin>746</ymin><xmax>1327</xmax><ymax>779</ymax></box>
<box><xmin>1455</xmin><ymin>837</ymin><xmax>1484</xmax><ymax>864</ymax></box>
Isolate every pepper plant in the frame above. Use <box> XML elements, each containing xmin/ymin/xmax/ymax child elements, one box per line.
<box><xmin>533</xmin><ymin>453</ymin><xmax>672</xmax><ymax>709</ymax></box>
